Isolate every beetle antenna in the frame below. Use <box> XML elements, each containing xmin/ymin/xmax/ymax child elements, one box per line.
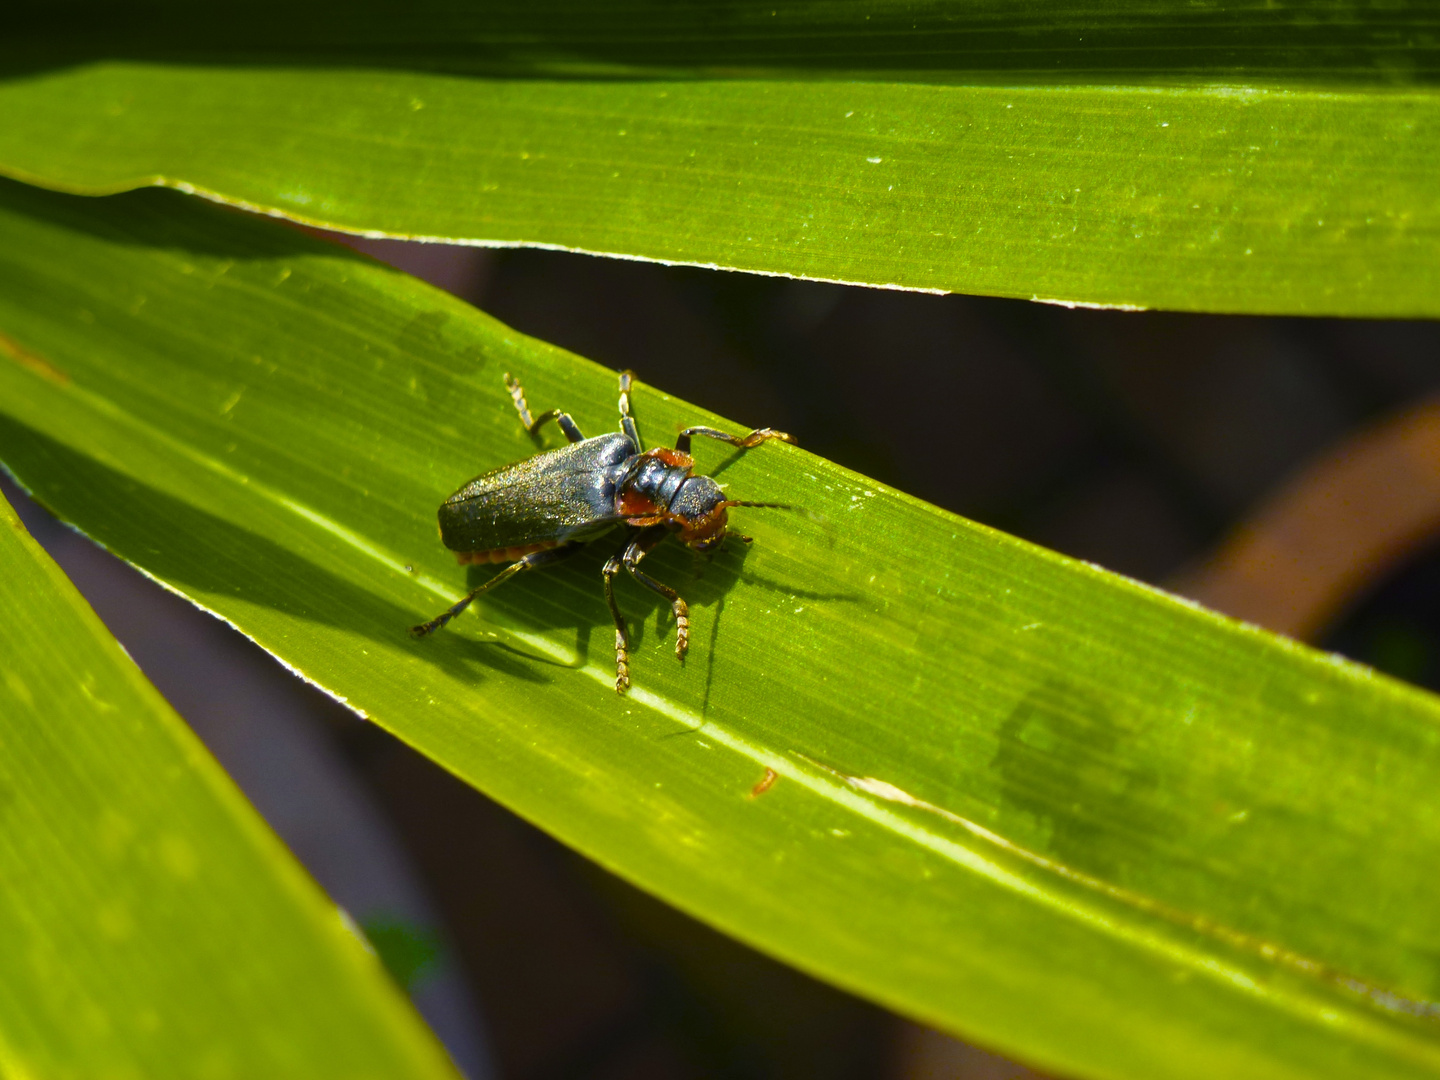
<box><xmin>724</xmin><ymin>501</ymin><xmax>793</xmax><ymax>510</ymax></box>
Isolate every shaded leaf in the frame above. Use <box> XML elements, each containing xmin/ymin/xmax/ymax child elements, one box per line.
<box><xmin>1</xmin><ymin>1</ymin><xmax>1436</xmax><ymax>315</ymax></box>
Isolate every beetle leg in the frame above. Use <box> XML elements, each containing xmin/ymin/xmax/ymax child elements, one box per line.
<box><xmin>411</xmin><ymin>542</ymin><xmax>583</xmax><ymax>637</ymax></box>
<box><xmin>618</xmin><ymin>369</ymin><xmax>641</xmax><ymax>449</ymax></box>
<box><xmin>622</xmin><ymin>527</ymin><xmax>690</xmax><ymax>663</ymax></box>
<box><xmin>674</xmin><ymin>426</ymin><xmax>796</xmax><ymax>455</ymax></box>
<box><xmin>601</xmin><ymin>547</ymin><xmax>632</xmax><ymax>695</ymax></box>
<box><xmin>505</xmin><ymin>373</ymin><xmax>584</xmax><ymax>443</ymax></box>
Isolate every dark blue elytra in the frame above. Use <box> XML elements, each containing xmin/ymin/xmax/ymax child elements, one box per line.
<box><xmin>438</xmin><ymin>432</ymin><xmax>637</xmax><ymax>555</ymax></box>
<box><xmin>412</xmin><ymin>370</ymin><xmax>794</xmax><ymax>694</ymax></box>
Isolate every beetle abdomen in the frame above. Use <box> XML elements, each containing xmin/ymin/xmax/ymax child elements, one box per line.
<box><xmin>455</xmin><ymin>540</ymin><xmax>561</xmax><ymax>565</ymax></box>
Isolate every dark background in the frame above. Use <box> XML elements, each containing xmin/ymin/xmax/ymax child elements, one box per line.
<box><xmin>10</xmin><ymin>234</ymin><xmax>1440</xmax><ymax>1080</ymax></box>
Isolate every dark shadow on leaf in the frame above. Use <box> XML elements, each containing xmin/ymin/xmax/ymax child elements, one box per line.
<box><xmin>458</xmin><ymin>525</ymin><xmax>757</xmax><ymax>694</ymax></box>
<box><xmin>736</xmin><ymin>570</ymin><xmax>860</xmax><ymax>606</ymax></box>
<box><xmin>992</xmin><ymin>676</ymin><xmax>1162</xmax><ymax>880</ymax></box>
<box><xmin>5</xmin><ymin>2</ymin><xmax>1434</xmax><ymax>87</ymax></box>
<box><xmin>0</xmin><ymin>177</ymin><xmax>376</xmax><ymax>266</ymax></box>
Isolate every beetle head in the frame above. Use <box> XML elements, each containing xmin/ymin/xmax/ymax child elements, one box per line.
<box><xmin>670</xmin><ymin>477</ymin><xmax>789</xmax><ymax>552</ymax></box>
<box><xmin>670</xmin><ymin>476</ymin><xmax>729</xmax><ymax>550</ymax></box>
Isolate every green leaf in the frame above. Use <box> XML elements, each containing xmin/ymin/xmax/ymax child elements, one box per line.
<box><xmin>1</xmin><ymin>2</ymin><xmax>1437</xmax><ymax>316</ymax></box>
<box><xmin>0</xmin><ymin>480</ymin><xmax>456</xmax><ymax>1077</ymax></box>
<box><xmin>4</xmin><ymin>179</ymin><xmax>1440</xmax><ymax>1080</ymax></box>
<box><xmin>10</xmin><ymin>0</ymin><xmax>1439</xmax><ymax>82</ymax></box>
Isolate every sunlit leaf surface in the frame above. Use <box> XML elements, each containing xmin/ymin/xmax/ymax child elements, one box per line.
<box><xmin>0</xmin><ymin>485</ymin><xmax>457</xmax><ymax>1079</ymax></box>
<box><xmin>3</xmin><ymin>180</ymin><xmax>1440</xmax><ymax>1079</ymax></box>
<box><xmin>1</xmin><ymin>0</ymin><xmax>1437</xmax><ymax>315</ymax></box>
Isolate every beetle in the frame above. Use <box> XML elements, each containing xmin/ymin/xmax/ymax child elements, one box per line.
<box><xmin>411</xmin><ymin>369</ymin><xmax>795</xmax><ymax>694</ymax></box>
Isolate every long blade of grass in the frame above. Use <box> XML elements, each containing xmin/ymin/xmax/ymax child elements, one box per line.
<box><xmin>0</xmin><ymin>486</ymin><xmax>458</xmax><ymax>1079</ymax></box>
<box><xmin>3</xmin><ymin>179</ymin><xmax>1440</xmax><ymax>1080</ymax></box>
<box><xmin>0</xmin><ymin>1</ymin><xmax>1436</xmax><ymax>315</ymax></box>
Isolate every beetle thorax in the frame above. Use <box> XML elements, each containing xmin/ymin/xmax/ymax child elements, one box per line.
<box><xmin>616</xmin><ymin>449</ymin><xmax>734</xmax><ymax>550</ymax></box>
<box><xmin>617</xmin><ymin>447</ymin><xmax>693</xmax><ymax>517</ymax></box>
